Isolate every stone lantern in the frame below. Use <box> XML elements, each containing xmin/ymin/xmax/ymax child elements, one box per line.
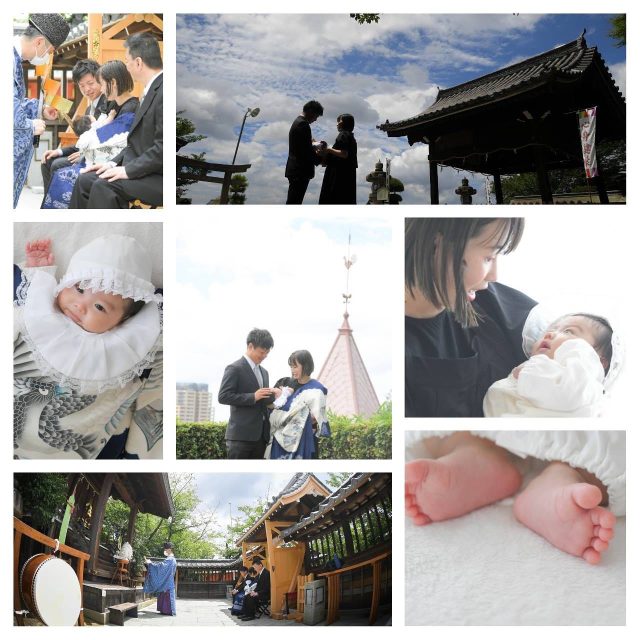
<box><xmin>366</xmin><ymin>160</ymin><xmax>388</xmax><ymax>204</ymax></box>
<box><xmin>455</xmin><ymin>177</ymin><xmax>477</xmax><ymax>204</ymax></box>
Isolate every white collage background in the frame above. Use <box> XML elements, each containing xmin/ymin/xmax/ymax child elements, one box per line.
<box><xmin>2</xmin><ymin>1</ymin><xmax>638</xmax><ymax>638</ymax></box>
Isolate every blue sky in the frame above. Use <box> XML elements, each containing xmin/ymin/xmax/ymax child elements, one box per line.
<box><xmin>176</xmin><ymin>13</ymin><xmax>625</xmax><ymax>204</ymax></box>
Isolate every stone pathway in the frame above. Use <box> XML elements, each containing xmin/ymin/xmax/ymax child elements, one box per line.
<box><xmin>119</xmin><ymin>598</ymin><xmax>297</xmax><ymax>627</ymax></box>
<box><xmin>113</xmin><ymin>598</ymin><xmax>390</xmax><ymax>627</ymax></box>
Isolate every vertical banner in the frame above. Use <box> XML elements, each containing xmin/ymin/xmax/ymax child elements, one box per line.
<box><xmin>578</xmin><ymin>106</ymin><xmax>598</xmax><ymax>178</ymax></box>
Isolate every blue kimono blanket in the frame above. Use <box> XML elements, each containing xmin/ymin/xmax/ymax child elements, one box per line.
<box><xmin>269</xmin><ymin>379</ymin><xmax>330</xmax><ymax>459</ymax></box>
<box><xmin>43</xmin><ymin>112</ymin><xmax>136</xmax><ymax>209</ymax></box>
<box><xmin>144</xmin><ymin>555</ymin><xmax>177</xmax><ymax>615</ymax></box>
<box><xmin>14</xmin><ymin>47</ymin><xmax>39</xmax><ymax>208</ymax></box>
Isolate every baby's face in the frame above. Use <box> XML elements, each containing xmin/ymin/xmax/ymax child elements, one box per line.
<box><xmin>56</xmin><ymin>284</ymin><xmax>128</xmax><ymax>334</ymax></box>
<box><xmin>531</xmin><ymin>316</ymin><xmax>599</xmax><ymax>359</ymax></box>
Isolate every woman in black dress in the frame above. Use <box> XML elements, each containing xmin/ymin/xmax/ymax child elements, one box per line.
<box><xmin>319</xmin><ymin>113</ymin><xmax>358</xmax><ymax>204</ymax></box>
<box><xmin>405</xmin><ymin>218</ymin><xmax>537</xmax><ymax>418</ymax></box>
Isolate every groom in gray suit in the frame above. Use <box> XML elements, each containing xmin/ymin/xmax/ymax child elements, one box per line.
<box><xmin>219</xmin><ymin>329</ymin><xmax>279</xmax><ymax>459</ymax></box>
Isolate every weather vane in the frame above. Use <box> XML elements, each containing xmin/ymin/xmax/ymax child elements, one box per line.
<box><xmin>343</xmin><ymin>234</ymin><xmax>357</xmax><ymax>315</ymax></box>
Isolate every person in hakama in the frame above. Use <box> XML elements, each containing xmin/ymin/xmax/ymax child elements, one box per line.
<box><xmin>13</xmin><ymin>13</ymin><xmax>70</xmax><ymax>208</ymax></box>
<box><xmin>144</xmin><ymin>542</ymin><xmax>177</xmax><ymax>616</ymax></box>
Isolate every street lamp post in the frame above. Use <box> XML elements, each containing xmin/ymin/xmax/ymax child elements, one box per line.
<box><xmin>232</xmin><ymin>107</ymin><xmax>260</xmax><ymax>165</ymax></box>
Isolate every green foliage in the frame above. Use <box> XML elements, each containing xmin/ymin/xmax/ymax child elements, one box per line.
<box><xmin>15</xmin><ymin>474</ymin><xmax>69</xmax><ymax>531</ymax></box>
<box><xmin>497</xmin><ymin>140</ymin><xmax>626</xmax><ymax>202</ymax></box>
<box><xmin>229</xmin><ymin>173</ymin><xmax>248</xmax><ymax>205</ymax></box>
<box><xmin>221</xmin><ymin>499</ymin><xmax>270</xmax><ymax>557</ymax></box>
<box><xmin>102</xmin><ymin>473</ymin><xmax>223</xmax><ymax>576</ymax></box>
<box><xmin>389</xmin><ymin>177</ymin><xmax>404</xmax><ymax>192</ymax></box>
<box><xmin>176</xmin><ymin>110</ymin><xmax>207</xmax><ymax>144</ymax></box>
<box><xmin>325</xmin><ymin>472</ymin><xmax>353</xmax><ymax>489</ymax></box>
<box><xmin>609</xmin><ymin>15</ymin><xmax>625</xmax><ymax>47</ymax></box>
<box><xmin>177</xmin><ymin>111</ymin><xmax>208</xmax><ymax>202</ymax></box>
<box><xmin>177</xmin><ymin>402</ymin><xmax>392</xmax><ymax>460</ymax></box>
<box><xmin>350</xmin><ymin>13</ymin><xmax>380</xmax><ymax>25</ymax></box>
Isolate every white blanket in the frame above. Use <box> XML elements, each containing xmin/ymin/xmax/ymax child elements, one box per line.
<box><xmin>406</xmin><ymin>504</ymin><xmax>625</xmax><ymax>625</ymax></box>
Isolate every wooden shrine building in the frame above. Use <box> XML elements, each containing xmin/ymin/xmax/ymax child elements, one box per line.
<box><xmin>236</xmin><ymin>473</ymin><xmax>332</xmax><ymax>617</ymax></box>
<box><xmin>379</xmin><ymin>33</ymin><xmax>625</xmax><ymax>204</ymax></box>
<box><xmin>14</xmin><ymin>473</ymin><xmax>174</xmax><ymax>625</ymax></box>
<box><xmin>44</xmin><ymin>14</ymin><xmax>163</xmax><ymax>149</ymax></box>
<box><xmin>278</xmin><ymin>473</ymin><xmax>392</xmax><ymax>625</ymax></box>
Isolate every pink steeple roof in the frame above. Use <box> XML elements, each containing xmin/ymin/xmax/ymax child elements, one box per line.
<box><xmin>317</xmin><ymin>312</ymin><xmax>380</xmax><ymax>418</ymax></box>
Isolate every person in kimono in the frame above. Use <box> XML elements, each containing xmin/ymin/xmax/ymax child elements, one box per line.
<box><xmin>404</xmin><ymin>218</ymin><xmax>536</xmax><ymax>417</ymax></box>
<box><xmin>13</xmin><ymin>13</ymin><xmax>70</xmax><ymax>208</ymax></box>
<box><xmin>144</xmin><ymin>542</ymin><xmax>177</xmax><ymax>616</ymax></box>
<box><xmin>266</xmin><ymin>350</ymin><xmax>330</xmax><ymax>460</ymax></box>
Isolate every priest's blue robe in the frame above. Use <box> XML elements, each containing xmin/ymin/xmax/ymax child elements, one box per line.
<box><xmin>14</xmin><ymin>46</ymin><xmax>38</xmax><ymax>208</ymax></box>
<box><xmin>144</xmin><ymin>555</ymin><xmax>177</xmax><ymax>616</ymax></box>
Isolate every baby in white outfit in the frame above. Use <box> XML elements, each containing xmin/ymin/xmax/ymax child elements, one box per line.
<box><xmin>483</xmin><ymin>313</ymin><xmax>613</xmax><ymax>417</ymax></box>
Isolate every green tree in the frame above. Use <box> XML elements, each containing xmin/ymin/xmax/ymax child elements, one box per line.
<box><xmin>389</xmin><ymin>176</ymin><xmax>404</xmax><ymax>204</ymax></box>
<box><xmin>15</xmin><ymin>474</ymin><xmax>69</xmax><ymax>531</ymax></box>
<box><xmin>609</xmin><ymin>15</ymin><xmax>625</xmax><ymax>47</ymax></box>
<box><xmin>497</xmin><ymin>140</ymin><xmax>626</xmax><ymax>202</ymax></box>
<box><xmin>221</xmin><ymin>497</ymin><xmax>270</xmax><ymax>558</ymax></box>
<box><xmin>350</xmin><ymin>13</ymin><xmax>380</xmax><ymax>24</ymax></box>
<box><xmin>326</xmin><ymin>473</ymin><xmax>352</xmax><ymax>489</ymax></box>
<box><xmin>177</xmin><ymin>111</ymin><xmax>208</xmax><ymax>203</ymax></box>
<box><xmin>229</xmin><ymin>174</ymin><xmax>248</xmax><ymax>204</ymax></box>
<box><xmin>102</xmin><ymin>473</ymin><xmax>224</xmax><ymax>576</ymax></box>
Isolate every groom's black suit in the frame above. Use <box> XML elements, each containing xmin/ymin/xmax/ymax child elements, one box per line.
<box><xmin>218</xmin><ymin>357</ymin><xmax>272</xmax><ymax>459</ymax></box>
<box><xmin>285</xmin><ymin>115</ymin><xmax>317</xmax><ymax>204</ymax></box>
<box><xmin>70</xmin><ymin>73</ymin><xmax>163</xmax><ymax>208</ymax></box>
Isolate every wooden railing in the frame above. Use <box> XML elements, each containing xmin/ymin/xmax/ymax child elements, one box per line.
<box><xmin>318</xmin><ymin>550</ymin><xmax>390</xmax><ymax>625</ymax></box>
<box><xmin>14</xmin><ymin>517</ymin><xmax>91</xmax><ymax>626</ymax></box>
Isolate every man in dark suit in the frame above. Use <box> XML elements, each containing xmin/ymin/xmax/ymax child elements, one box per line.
<box><xmin>285</xmin><ymin>100</ymin><xmax>324</xmax><ymax>204</ymax></box>
<box><xmin>70</xmin><ymin>32</ymin><xmax>163</xmax><ymax>208</ymax></box>
<box><xmin>218</xmin><ymin>329</ymin><xmax>280</xmax><ymax>459</ymax></box>
<box><xmin>240</xmin><ymin>557</ymin><xmax>271</xmax><ymax>621</ymax></box>
<box><xmin>40</xmin><ymin>59</ymin><xmax>106</xmax><ymax>203</ymax></box>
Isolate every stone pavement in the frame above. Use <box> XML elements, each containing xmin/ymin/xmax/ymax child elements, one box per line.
<box><xmin>111</xmin><ymin>598</ymin><xmax>390</xmax><ymax>627</ymax></box>
<box><xmin>118</xmin><ymin>598</ymin><xmax>298</xmax><ymax>627</ymax></box>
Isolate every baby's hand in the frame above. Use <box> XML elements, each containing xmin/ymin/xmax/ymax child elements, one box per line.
<box><xmin>25</xmin><ymin>239</ymin><xmax>54</xmax><ymax>267</ymax></box>
<box><xmin>512</xmin><ymin>364</ymin><xmax>524</xmax><ymax>379</ymax></box>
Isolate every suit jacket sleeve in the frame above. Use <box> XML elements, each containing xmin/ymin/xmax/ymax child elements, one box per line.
<box><xmin>218</xmin><ymin>363</ymin><xmax>257</xmax><ymax>407</ymax></box>
<box><xmin>258</xmin><ymin>571</ymin><xmax>270</xmax><ymax>599</ymax></box>
<box><xmin>292</xmin><ymin>120</ymin><xmax>317</xmax><ymax>169</ymax></box>
<box><xmin>117</xmin><ymin>83</ymin><xmax>163</xmax><ymax>178</ymax></box>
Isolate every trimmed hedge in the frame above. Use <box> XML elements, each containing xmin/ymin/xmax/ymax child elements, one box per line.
<box><xmin>176</xmin><ymin>412</ymin><xmax>391</xmax><ymax>460</ymax></box>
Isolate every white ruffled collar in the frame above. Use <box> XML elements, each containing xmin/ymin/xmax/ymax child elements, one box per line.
<box><xmin>22</xmin><ymin>271</ymin><xmax>162</xmax><ymax>394</ymax></box>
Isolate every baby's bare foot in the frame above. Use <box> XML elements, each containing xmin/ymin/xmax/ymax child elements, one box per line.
<box><xmin>405</xmin><ymin>437</ymin><xmax>522</xmax><ymax>525</ymax></box>
<box><xmin>514</xmin><ymin>463</ymin><xmax>616</xmax><ymax>564</ymax></box>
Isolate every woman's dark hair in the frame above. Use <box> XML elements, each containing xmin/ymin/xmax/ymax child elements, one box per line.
<box><xmin>72</xmin><ymin>59</ymin><xmax>100</xmax><ymax>84</ymax></box>
<box><xmin>288</xmin><ymin>350</ymin><xmax>314</xmax><ymax>376</ymax></box>
<box><xmin>246</xmin><ymin>328</ymin><xmax>274</xmax><ymax>350</ymax></box>
<box><xmin>556</xmin><ymin>313</ymin><xmax>614</xmax><ymax>374</ymax></box>
<box><xmin>338</xmin><ymin>114</ymin><xmax>355</xmax><ymax>132</ymax></box>
<box><xmin>125</xmin><ymin>32</ymin><xmax>163</xmax><ymax>70</ymax></box>
<box><xmin>239</xmin><ymin>566</ymin><xmax>248</xmax><ymax>573</ymax></box>
<box><xmin>98</xmin><ymin>60</ymin><xmax>134</xmax><ymax>95</ymax></box>
<box><xmin>405</xmin><ymin>218</ymin><xmax>525</xmax><ymax>328</ymax></box>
